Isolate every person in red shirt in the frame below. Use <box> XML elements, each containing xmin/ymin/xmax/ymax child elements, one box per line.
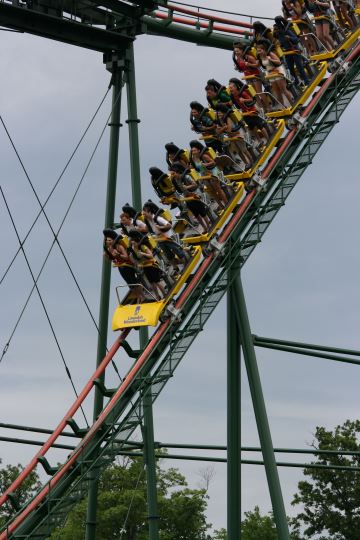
<box><xmin>228</xmin><ymin>78</ymin><xmax>273</xmax><ymax>145</ymax></box>
<box><xmin>232</xmin><ymin>41</ymin><xmax>271</xmax><ymax>111</ymax></box>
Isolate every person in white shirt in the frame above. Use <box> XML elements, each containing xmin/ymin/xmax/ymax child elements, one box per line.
<box><xmin>142</xmin><ymin>200</ymin><xmax>189</xmax><ymax>268</ymax></box>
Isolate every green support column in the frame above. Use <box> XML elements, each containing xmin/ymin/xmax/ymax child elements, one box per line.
<box><xmin>125</xmin><ymin>43</ymin><xmax>142</xmax><ymax>210</ymax></box>
<box><xmin>85</xmin><ymin>55</ymin><xmax>124</xmax><ymax>540</ymax></box>
<box><xmin>142</xmin><ymin>383</ymin><xmax>160</xmax><ymax>537</ymax></box>
<box><xmin>227</xmin><ymin>271</ymin><xmax>242</xmax><ymax>540</ymax></box>
<box><xmin>233</xmin><ymin>275</ymin><xmax>290</xmax><ymax>540</ymax></box>
<box><xmin>125</xmin><ymin>42</ymin><xmax>160</xmax><ymax>540</ymax></box>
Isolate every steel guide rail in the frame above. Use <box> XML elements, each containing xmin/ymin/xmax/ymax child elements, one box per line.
<box><xmin>2</xmin><ymin>45</ymin><xmax>360</xmax><ymax>540</ymax></box>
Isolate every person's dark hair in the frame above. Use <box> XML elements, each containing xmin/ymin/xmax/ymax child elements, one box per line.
<box><xmin>122</xmin><ymin>203</ymin><xmax>137</xmax><ymax>218</ymax></box>
<box><xmin>216</xmin><ymin>103</ymin><xmax>231</xmax><ymax>113</ymax></box>
<box><xmin>253</xmin><ymin>21</ymin><xmax>267</xmax><ymax>34</ymax></box>
<box><xmin>103</xmin><ymin>228</ymin><xmax>118</xmax><ymax>240</ymax></box>
<box><xmin>206</xmin><ymin>79</ymin><xmax>222</xmax><ymax>92</ymax></box>
<box><xmin>128</xmin><ymin>229</ymin><xmax>144</xmax><ymax>242</ymax></box>
<box><xmin>165</xmin><ymin>142</ymin><xmax>180</xmax><ymax>155</ymax></box>
<box><xmin>143</xmin><ymin>199</ymin><xmax>159</xmax><ymax>214</ymax></box>
<box><xmin>256</xmin><ymin>38</ymin><xmax>272</xmax><ymax>51</ymax></box>
<box><xmin>190</xmin><ymin>101</ymin><xmax>205</xmax><ymax>112</ymax></box>
<box><xmin>229</xmin><ymin>77</ymin><xmax>246</xmax><ymax>91</ymax></box>
<box><xmin>189</xmin><ymin>139</ymin><xmax>205</xmax><ymax>151</ymax></box>
<box><xmin>169</xmin><ymin>161</ymin><xmax>186</xmax><ymax>174</ymax></box>
<box><xmin>274</xmin><ymin>15</ymin><xmax>287</xmax><ymax>30</ymax></box>
<box><xmin>149</xmin><ymin>167</ymin><xmax>164</xmax><ymax>180</ymax></box>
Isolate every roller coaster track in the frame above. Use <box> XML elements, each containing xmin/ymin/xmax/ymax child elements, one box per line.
<box><xmin>1</xmin><ymin>33</ymin><xmax>360</xmax><ymax>540</ymax></box>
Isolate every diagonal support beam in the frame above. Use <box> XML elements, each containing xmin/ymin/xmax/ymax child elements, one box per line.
<box><xmin>233</xmin><ymin>276</ymin><xmax>290</xmax><ymax>540</ymax></box>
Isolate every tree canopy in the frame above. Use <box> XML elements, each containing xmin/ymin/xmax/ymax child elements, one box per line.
<box><xmin>292</xmin><ymin>419</ymin><xmax>360</xmax><ymax>540</ymax></box>
<box><xmin>0</xmin><ymin>459</ymin><xmax>41</xmax><ymax>530</ymax></box>
<box><xmin>3</xmin><ymin>419</ymin><xmax>360</xmax><ymax>539</ymax></box>
<box><xmin>50</xmin><ymin>457</ymin><xmax>211</xmax><ymax>540</ymax></box>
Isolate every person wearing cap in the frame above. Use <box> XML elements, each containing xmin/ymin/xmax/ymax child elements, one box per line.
<box><xmin>189</xmin><ymin>140</ymin><xmax>229</xmax><ymax>208</ymax></box>
<box><xmin>169</xmin><ymin>162</ymin><xmax>212</xmax><ymax>233</ymax></box>
<box><xmin>142</xmin><ymin>200</ymin><xmax>188</xmax><ymax>268</ymax></box>
<box><xmin>128</xmin><ymin>230</ymin><xmax>166</xmax><ymax>301</ymax></box>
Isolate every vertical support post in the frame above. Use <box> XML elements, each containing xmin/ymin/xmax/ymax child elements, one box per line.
<box><xmin>233</xmin><ymin>275</ymin><xmax>290</xmax><ymax>540</ymax></box>
<box><xmin>125</xmin><ymin>43</ymin><xmax>160</xmax><ymax>540</ymax></box>
<box><xmin>227</xmin><ymin>268</ymin><xmax>242</xmax><ymax>540</ymax></box>
<box><xmin>142</xmin><ymin>384</ymin><xmax>160</xmax><ymax>538</ymax></box>
<box><xmin>85</xmin><ymin>55</ymin><xmax>124</xmax><ymax>540</ymax></box>
<box><xmin>125</xmin><ymin>43</ymin><xmax>142</xmax><ymax>209</ymax></box>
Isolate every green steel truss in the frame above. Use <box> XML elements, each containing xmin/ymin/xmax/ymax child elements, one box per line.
<box><xmin>0</xmin><ymin>0</ymin><xmax>234</xmax><ymax>52</ymax></box>
<box><xmin>5</xmin><ymin>49</ymin><xmax>360</xmax><ymax>540</ymax></box>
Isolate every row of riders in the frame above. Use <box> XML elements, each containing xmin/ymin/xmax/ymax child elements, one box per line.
<box><xmin>104</xmin><ymin>1</ymin><xmax>359</xmax><ymax>303</ymax></box>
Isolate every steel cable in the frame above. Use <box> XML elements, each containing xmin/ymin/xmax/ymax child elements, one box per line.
<box><xmin>0</xmin><ymin>186</ymin><xmax>89</xmax><ymax>427</ymax></box>
<box><xmin>0</xmin><ymin>86</ymin><xmax>117</xmax><ymax>348</ymax></box>
<box><xmin>0</xmin><ymin>84</ymin><xmax>125</xmax><ymax>385</ymax></box>
<box><xmin>0</xmin><ymin>85</ymin><xmax>110</xmax><ymax>294</ymax></box>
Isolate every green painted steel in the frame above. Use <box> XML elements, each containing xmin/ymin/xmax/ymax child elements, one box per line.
<box><xmin>153</xmin><ymin>442</ymin><xmax>360</xmax><ymax>456</ymax></box>
<box><xmin>3</xmin><ymin>35</ymin><xmax>360</xmax><ymax>540</ymax></box>
<box><xmin>0</xmin><ymin>2</ymin><xmax>134</xmax><ymax>52</ymax></box>
<box><xmin>253</xmin><ymin>335</ymin><xmax>360</xmax><ymax>357</ymax></box>
<box><xmin>253</xmin><ymin>341</ymin><xmax>360</xmax><ymax>366</ymax></box>
<box><xmin>227</xmin><ymin>269</ymin><xmax>241</xmax><ymax>540</ymax></box>
<box><xmin>142</xmin><ymin>15</ymin><xmax>235</xmax><ymax>50</ymax></box>
<box><xmin>6</xmin><ymin>430</ymin><xmax>360</xmax><ymax>459</ymax></box>
<box><xmin>114</xmin><ymin>450</ymin><xmax>360</xmax><ymax>473</ymax></box>
<box><xmin>125</xmin><ymin>40</ymin><xmax>160</xmax><ymax>539</ymax></box>
<box><xmin>125</xmin><ymin>43</ymin><xmax>144</xmax><ymax>210</ymax></box>
<box><xmin>0</xmin><ymin>2</ymin><xmax>234</xmax><ymax>53</ymax></box>
<box><xmin>85</xmin><ymin>64</ymin><xmax>123</xmax><ymax>540</ymax></box>
<box><xmin>142</xmin><ymin>385</ymin><xmax>160</xmax><ymax>538</ymax></box>
<box><xmin>233</xmin><ymin>276</ymin><xmax>290</xmax><ymax>540</ymax></box>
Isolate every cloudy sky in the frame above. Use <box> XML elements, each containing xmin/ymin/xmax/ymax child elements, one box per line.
<box><xmin>0</xmin><ymin>0</ymin><xmax>360</xmax><ymax>533</ymax></box>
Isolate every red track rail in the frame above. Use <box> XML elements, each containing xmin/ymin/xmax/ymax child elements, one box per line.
<box><xmin>0</xmin><ymin>329</ymin><xmax>130</xmax><ymax>508</ymax></box>
<box><xmin>1</xmin><ymin>41</ymin><xmax>360</xmax><ymax>540</ymax></box>
<box><xmin>154</xmin><ymin>11</ymin><xmax>250</xmax><ymax>36</ymax></box>
<box><xmin>167</xmin><ymin>3</ymin><xmax>254</xmax><ymax>29</ymax></box>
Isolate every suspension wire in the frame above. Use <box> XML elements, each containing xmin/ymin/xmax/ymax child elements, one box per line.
<box><xmin>0</xmin><ymin>111</ymin><xmax>104</xmax><ymax>344</ymax></box>
<box><xmin>119</xmin><ymin>463</ymin><xmax>145</xmax><ymax>539</ymax></box>
<box><xmin>0</xmin><ymin>84</ymin><xmax>124</xmax><ymax>385</ymax></box>
<box><xmin>0</xmin><ymin>84</ymin><xmax>125</xmax><ymax>384</ymax></box>
<box><xmin>0</xmin><ymin>85</ymin><xmax>110</xmax><ymax>294</ymax></box>
<box><xmin>166</xmin><ymin>1</ymin><xmax>274</xmax><ymax>20</ymax></box>
<box><xmin>0</xmin><ymin>186</ymin><xmax>89</xmax><ymax>428</ymax></box>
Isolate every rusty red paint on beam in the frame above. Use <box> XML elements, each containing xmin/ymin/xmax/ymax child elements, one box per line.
<box><xmin>154</xmin><ymin>11</ymin><xmax>250</xmax><ymax>36</ymax></box>
<box><xmin>0</xmin><ymin>329</ymin><xmax>130</xmax><ymax>510</ymax></box>
<box><xmin>167</xmin><ymin>2</ymin><xmax>254</xmax><ymax>29</ymax></box>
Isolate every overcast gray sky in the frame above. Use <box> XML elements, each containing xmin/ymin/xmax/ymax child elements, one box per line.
<box><xmin>0</xmin><ymin>0</ymin><xmax>360</xmax><ymax>533</ymax></box>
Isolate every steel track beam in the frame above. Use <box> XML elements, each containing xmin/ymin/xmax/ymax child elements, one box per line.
<box><xmin>0</xmin><ymin>3</ymin><xmax>134</xmax><ymax>51</ymax></box>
